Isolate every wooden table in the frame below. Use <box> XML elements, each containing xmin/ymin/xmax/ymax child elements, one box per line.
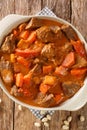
<box><xmin>0</xmin><ymin>0</ymin><xmax>87</xmax><ymax>130</ymax></box>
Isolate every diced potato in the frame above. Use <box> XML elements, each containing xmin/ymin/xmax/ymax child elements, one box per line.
<box><xmin>10</xmin><ymin>54</ymin><xmax>15</xmax><ymax>63</ymax></box>
<box><xmin>17</xmin><ymin>39</ymin><xmax>29</xmax><ymax>50</ymax></box>
<box><xmin>43</xmin><ymin>75</ymin><xmax>57</xmax><ymax>85</ymax></box>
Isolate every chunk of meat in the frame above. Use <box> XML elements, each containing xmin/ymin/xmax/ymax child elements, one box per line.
<box><xmin>62</xmin><ymin>81</ymin><xmax>81</xmax><ymax>97</ymax></box>
<box><xmin>36</xmin><ymin>26</ymin><xmax>62</xmax><ymax>43</ymax></box>
<box><xmin>37</xmin><ymin>93</ymin><xmax>55</xmax><ymax>107</ymax></box>
<box><xmin>26</xmin><ymin>18</ymin><xmax>44</xmax><ymax>29</ymax></box>
<box><xmin>1</xmin><ymin>69</ymin><xmax>13</xmax><ymax>85</ymax></box>
<box><xmin>1</xmin><ymin>34</ymin><xmax>16</xmax><ymax>53</ymax></box>
<box><xmin>0</xmin><ymin>57</ymin><xmax>12</xmax><ymax>71</ymax></box>
<box><xmin>72</xmin><ymin>54</ymin><xmax>87</xmax><ymax>68</ymax></box>
<box><xmin>61</xmin><ymin>25</ymin><xmax>78</xmax><ymax>41</ymax></box>
<box><xmin>10</xmin><ymin>85</ymin><xmax>18</xmax><ymax>96</ymax></box>
<box><xmin>41</xmin><ymin>43</ymin><xmax>55</xmax><ymax>59</ymax></box>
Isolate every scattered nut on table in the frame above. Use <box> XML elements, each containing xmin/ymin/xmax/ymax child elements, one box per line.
<box><xmin>64</xmin><ymin>120</ymin><xmax>69</xmax><ymax>126</ymax></box>
<box><xmin>80</xmin><ymin>116</ymin><xmax>85</xmax><ymax>122</ymax></box>
<box><xmin>0</xmin><ymin>98</ymin><xmax>2</xmax><ymax>103</ymax></box>
<box><xmin>44</xmin><ymin>122</ymin><xmax>49</xmax><ymax>127</ymax></box>
<box><xmin>46</xmin><ymin>114</ymin><xmax>51</xmax><ymax>120</ymax></box>
<box><xmin>40</xmin><ymin>110</ymin><xmax>47</xmax><ymax>115</ymax></box>
<box><xmin>34</xmin><ymin>122</ymin><xmax>41</xmax><ymax>127</ymax></box>
<box><xmin>67</xmin><ymin>116</ymin><xmax>72</xmax><ymax>122</ymax></box>
<box><xmin>62</xmin><ymin>125</ymin><xmax>69</xmax><ymax>130</ymax></box>
<box><xmin>18</xmin><ymin>105</ymin><xmax>22</xmax><ymax>111</ymax></box>
<box><xmin>42</xmin><ymin>117</ymin><xmax>48</xmax><ymax>122</ymax></box>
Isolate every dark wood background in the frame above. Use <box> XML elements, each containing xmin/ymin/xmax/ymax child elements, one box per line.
<box><xmin>0</xmin><ymin>0</ymin><xmax>87</xmax><ymax>130</ymax></box>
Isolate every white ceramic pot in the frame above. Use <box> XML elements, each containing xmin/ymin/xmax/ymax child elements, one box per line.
<box><xmin>0</xmin><ymin>14</ymin><xmax>87</xmax><ymax>111</ymax></box>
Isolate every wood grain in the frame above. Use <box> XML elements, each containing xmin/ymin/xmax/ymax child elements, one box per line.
<box><xmin>42</xmin><ymin>0</ymin><xmax>71</xmax><ymax>22</ymax></box>
<box><xmin>71</xmin><ymin>0</ymin><xmax>87</xmax><ymax>41</ymax></box>
<box><xmin>0</xmin><ymin>0</ymin><xmax>14</xmax><ymax>130</ymax></box>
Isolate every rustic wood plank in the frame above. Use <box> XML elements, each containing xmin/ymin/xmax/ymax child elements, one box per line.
<box><xmin>0</xmin><ymin>0</ymin><xmax>15</xmax><ymax>19</ymax></box>
<box><xmin>71</xmin><ymin>0</ymin><xmax>87</xmax><ymax>41</ymax></box>
<box><xmin>14</xmin><ymin>0</ymin><xmax>41</xmax><ymax>130</ymax></box>
<box><xmin>14</xmin><ymin>104</ymin><xmax>42</xmax><ymax>130</ymax></box>
<box><xmin>0</xmin><ymin>0</ymin><xmax>15</xmax><ymax>130</ymax></box>
<box><xmin>70</xmin><ymin>0</ymin><xmax>87</xmax><ymax>130</ymax></box>
<box><xmin>15</xmin><ymin>0</ymin><xmax>41</xmax><ymax>15</ymax></box>
<box><xmin>42</xmin><ymin>0</ymin><xmax>71</xmax><ymax>22</ymax></box>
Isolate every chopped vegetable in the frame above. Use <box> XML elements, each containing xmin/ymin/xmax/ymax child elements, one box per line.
<box><xmin>20</xmin><ymin>30</ymin><xmax>30</xmax><ymax>40</ymax></box>
<box><xmin>62</xmin><ymin>52</ymin><xmax>75</xmax><ymax>68</ymax></box>
<box><xmin>43</xmin><ymin>65</ymin><xmax>53</xmax><ymax>74</ymax></box>
<box><xmin>54</xmin><ymin>93</ymin><xmax>63</xmax><ymax>103</ymax></box>
<box><xmin>15</xmin><ymin>48</ymin><xmax>41</xmax><ymax>58</ymax></box>
<box><xmin>27</xmin><ymin>31</ymin><xmax>37</xmax><ymax>43</ymax></box>
<box><xmin>23</xmin><ymin>73</ymin><xmax>32</xmax><ymax>86</ymax></box>
<box><xmin>17</xmin><ymin>56</ymin><xmax>29</xmax><ymax>67</ymax></box>
<box><xmin>43</xmin><ymin>75</ymin><xmax>57</xmax><ymax>86</ymax></box>
<box><xmin>17</xmin><ymin>39</ymin><xmax>29</xmax><ymax>50</ymax></box>
<box><xmin>16</xmin><ymin>73</ymin><xmax>24</xmax><ymax>87</ymax></box>
<box><xmin>71</xmin><ymin>68</ymin><xmax>87</xmax><ymax>77</ymax></box>
<box><xmin>10</xmin><ymin>54</ymin><xmax>15</xmax><ymax>63</ymax></box>
<box><xmin>55</xmin><ymin>66</ymin><xmax>67</xmax><ymax>76</ymax></box>
<box><xmin>71</xmin><ymin>40</ymin><xmax>87</xmax><ymax>59</ymax></box>
<box><xmin>40</xmin><ymin>84</ymin><xmax>51</xmax><ymax>94</ymax></box>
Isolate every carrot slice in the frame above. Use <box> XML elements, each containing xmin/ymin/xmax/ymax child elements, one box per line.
<box><xmin>62</xmin><ymin>52</ymin><xmax>75</xmax><ymax>68</ymax></box>
<box><xmin>15</xmin><ymin>48</ymin><xmax>41</xmax><ymax>58</ymax></box>
<box><xmin>43</xmin><ymin>65</ymin><xmax>53</xmax><ymax>74</ymax></box>
<box><xmin>17</xmin><ymin>39</ymin><xmax>29</xmax><ymax>50</ymax></box>
<box><xmin>55</xmin><ymin>66</ymin><xmax>67</xmax><ymax>76</ymax></box>
<box><xmin>17</xmin><ymin>56</ymin><xmax>29</xmax><ymax>67</ymax></box>
<box><xmin>16</xmin><ymin>73</ymin><xmax>24</xmax><ymax>87</ymax></box>
<box><xmin>71</xmin><ymin>68</ymin><xmax>87</xmax><ymax>77</ymax></box>
<box><xmin>54</xmin><ymin>93</ymin><xmax>64</xmax><ymax>103</ymax></box>
<box><xmin>23</xmin><ymin>73</ymin><xmax>32</xmax><ymax>87</ymax></box>
<box><xmin>40</xmin><ymin>84</ymin><xmax>51</xmax><ymax>94</ymax></box>
<box><xmin>20</xmin><ymin>30</ymin><xmax>30</xmax><ymax>40</ymax></box>
<box><xmin>71</xmin><ymin>40</ymin><xmax>87</xmax><ymax>59</ymax></box>
<box><xmin>27</xmin><ymin>31</ymin><xmax>37</xmax><ymax>43</ymax></box>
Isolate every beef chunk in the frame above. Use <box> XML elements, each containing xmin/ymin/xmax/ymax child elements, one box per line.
<box><xmin>26</xmin><ymin>18</ymin><xmax>44</xmax><ymax>29</ymax></box>
<box><xmin>1</xmin><ymin>69</ymin><xmax>13</xmax><ymax>85</ymax></box>
<box><xmin>72</xmin><ymin>54</ymin><xmax>87</xmax><ymax>68</ymax></box>
<box><xmin>61</xmin><ymin>25</ymin><xmax>78</xmax><ymax>41</ymax></box>
<box><xmin>36</xmin><ymin>93</ymin><xmax>55</xmax><ymax>107</ymax></box>
<box><xmin>62</xmin><ymin>81</ymin><xmax>81</xmax><ymax>97</ymax></box>
<box><xmin>0</xmin><ymin>57</ymin><xmax>12</xmax><ymax>71</ymax></box>
<box><xmin>36</xmin><ymin>26</ymin><xmax>63</xmax><ymax>43</ymax></box>
<box><xmin>1</xmin><ymin>34</ymin><xmax>16</xmax><ymax>53</ymax></box>
<box><xmin>0</xmin><ymin>57</ymin><xmax>13</xmax><ymax>85</ymax></box>
<box><xmin>41</xmin><ymin>43</ymin><xmax>55</xmax><ymax>59</ymax></box>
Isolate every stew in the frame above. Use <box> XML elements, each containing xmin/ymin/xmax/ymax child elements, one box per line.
<box><xmin>0</xmin><ymin>17</ymin><xmax>87</xmax><ymax>108</ymax></box>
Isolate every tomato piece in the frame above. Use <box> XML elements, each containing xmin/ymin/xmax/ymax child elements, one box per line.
<box><xmin>62</xmin><ymin>52</ymin><xmax>75</xmax><ymax>68</ymax></box>
<box><xmin>71</xmin><ymin>40</ymin><xmax>87</xmax><ymax>59</ymax></box>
